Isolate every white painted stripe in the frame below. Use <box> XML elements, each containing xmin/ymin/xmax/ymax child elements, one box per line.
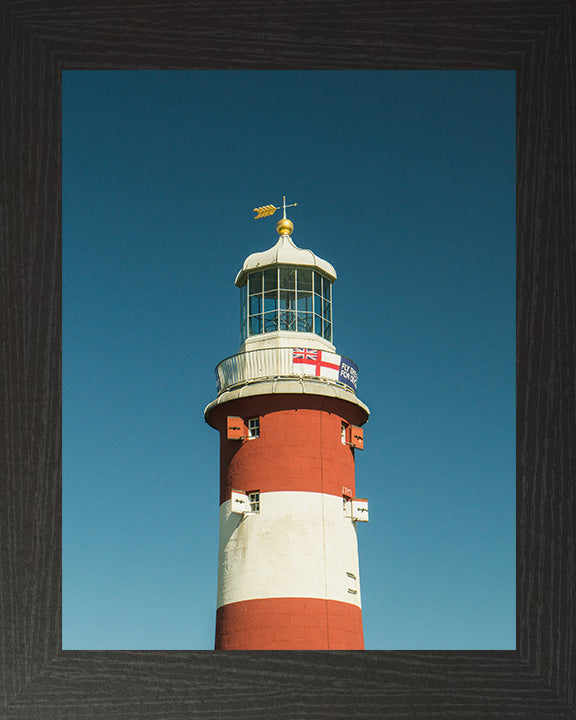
<box><xmin>216</xmin><ymin>491</ymin><xmax>362</xmax><ymax>609</ymax></box>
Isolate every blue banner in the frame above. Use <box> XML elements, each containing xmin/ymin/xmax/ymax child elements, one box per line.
<box><xmin>338</xmin><ymin>356</ymin><xmax>358</xmax><ymax>390</ymax></box>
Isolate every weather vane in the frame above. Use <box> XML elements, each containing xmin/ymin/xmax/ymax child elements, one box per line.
<box><xmin>253</xmin><ymin>196</ymin><xmax>298</xmax><ymax>220</ymax></box>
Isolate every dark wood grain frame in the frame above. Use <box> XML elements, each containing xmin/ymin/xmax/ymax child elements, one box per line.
<box><xmin>1</xmin><ymin>1</ymin><xmax>575</xmax><ymax>717</ymax></box>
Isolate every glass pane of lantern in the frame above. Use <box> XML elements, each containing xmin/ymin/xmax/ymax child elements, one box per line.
<box><xmin>279</xmin><ymin>310</ymin><xmax>296</xmax><ymax>331</ymax></box>
<box><xmin>279</xmin><ymin>290</ymin><xmax>296</xmax><ymax>310</ymax></box>
<box><xmin>249</xmin><ymin>295</ymin><xmax>262</xmax><ymax>315</ymax></box>
<box><xmin>263</xmin><ymin>290</ymin><xmax>278</xmax><ymax>312</ymax></box>
<box><xmin>263</xmin><ymin>268</ymin><xmax>278</xmax><ymax>292</ymax></box>
<box><xmin>249</xmin><ymin>315</ymin><xmax>262</xmax><ymax>336</ymax></box>
<box><xmin>249</xmin><ymin>271</ymin><xmax>262</xmax><ymax>295</ymax></box>
<box><xmin>297</xmin><ymin>268</ymin><xmax>313</xmax><ymax>292</ymax></box>
<box><xmin>297</xmin><ymin>291</ymin><xmax>313</xmax><ymax>312</ymax></box>
<box><xmin>297</xmin><ymin>313</ymin><xmax>313</xmax><ymax>332</ymax></box>
<box><xmin>263</xmin><ymin>311</ymin><xmax>278</xmax><ymax>333</ymax></box>
<box><xmin>322</xmin><ymin>277</ymin><xmax>331</xmax><ymax>301</ymax></box>
<box><xmin>280</xmin><ymin>267</ymin><xmax>296</xmax><ymax>289</ymax></box>
<box><xmin>314</xmin><ymin>271</ymin><xmax>322</xmax><ymax>296</ymax></box>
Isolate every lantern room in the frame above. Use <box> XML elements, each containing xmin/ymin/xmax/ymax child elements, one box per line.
<box><xmin>235</xmin><ymin>218</ymin><xmax>337</xmax><ymax>352</ymax></box>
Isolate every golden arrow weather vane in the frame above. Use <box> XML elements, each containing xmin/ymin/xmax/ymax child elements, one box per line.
<box><xmin>253</xmin><ymin>204</ymin><xmax>277</xmax><ymax>219</ymax></box>
<box><xmin>253</xmin><ymin>195</ymin><xmax>298</xmax><ymax>220</ymax></box>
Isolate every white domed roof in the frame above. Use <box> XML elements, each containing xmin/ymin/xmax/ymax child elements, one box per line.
<box><xmin>235</xmin><ymin>234</ymin><xmax>337</xmax><ymax>287</ymax></box>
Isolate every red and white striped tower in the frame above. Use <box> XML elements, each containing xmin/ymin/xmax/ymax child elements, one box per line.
<box><xmin>204</xmin><ymin>201</ymin><xmax>370</xmax><ymax>650</ymax></box>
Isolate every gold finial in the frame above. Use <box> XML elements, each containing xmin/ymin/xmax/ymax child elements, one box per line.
<box><xmin>253</xmin><ymin>196</ymin><xmax>298</xmax><ymax>235</ymax></box>
<box><xmin>276</xmin><ymin>217</ymin><xmax>294</xmax><ymax>235</ymax></box>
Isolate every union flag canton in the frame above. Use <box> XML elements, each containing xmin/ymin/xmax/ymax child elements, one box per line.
<box><xmin>293</xmin><ymin>349</ymin><xmax>319</xmax><ymax>362</ymax></box>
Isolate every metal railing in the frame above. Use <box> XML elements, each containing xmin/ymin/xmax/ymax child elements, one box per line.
<box><xmin>215</xmin><ymin>348</ymin><xmax>358</xmax><ymax>395</ymax></box>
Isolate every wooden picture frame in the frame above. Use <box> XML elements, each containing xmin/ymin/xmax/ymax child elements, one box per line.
<box><xmin>1</xmin><ymin>1</ymin><xmax>574</xmax><ymax>717</ymax></box>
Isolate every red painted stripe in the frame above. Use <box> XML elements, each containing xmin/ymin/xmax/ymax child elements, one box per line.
<box><xmin>218</xmin><ymin>405</ymin><xmax>357</xmax><ymax>504</ymax></box>
<box><xmin>215</xmin><ymin>597</ymin><xmax>364</xmax><ymax>650</ymax></box>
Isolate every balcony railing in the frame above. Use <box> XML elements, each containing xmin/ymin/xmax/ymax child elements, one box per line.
<box><xmin>215</xmin><ymin>347</ymin><xmax>359</xmax><ymax>395</ymax></box>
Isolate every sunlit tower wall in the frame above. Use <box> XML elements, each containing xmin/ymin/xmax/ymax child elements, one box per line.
<box><xmin>204</xmin><ymin>206</ymin><xmax>370</xmax><ymax>650</ymax></box>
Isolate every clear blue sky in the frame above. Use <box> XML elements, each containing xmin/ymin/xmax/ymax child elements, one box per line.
<box><xmin>63</xmin><ymin>70</ymin><xmax>515</xmax><ymax>650</ymax></box>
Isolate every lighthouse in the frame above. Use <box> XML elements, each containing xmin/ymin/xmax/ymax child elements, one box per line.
<box><xmin>204</xmin><ymin>199</ymin><xmax>370</xmax><ymax>650</ymax></box>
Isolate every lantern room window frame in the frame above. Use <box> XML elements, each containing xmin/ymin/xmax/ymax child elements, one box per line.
<box><xmin>240</xmin><ymin>266</ymin><xmax>332</xmax><ymax>343</ymax></box>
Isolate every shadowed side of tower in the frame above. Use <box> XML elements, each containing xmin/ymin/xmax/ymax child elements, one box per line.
<box><xmin>204</xmin><ymin>206</ymin><xmax>370</xmax><ymax>650</ymax></box>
